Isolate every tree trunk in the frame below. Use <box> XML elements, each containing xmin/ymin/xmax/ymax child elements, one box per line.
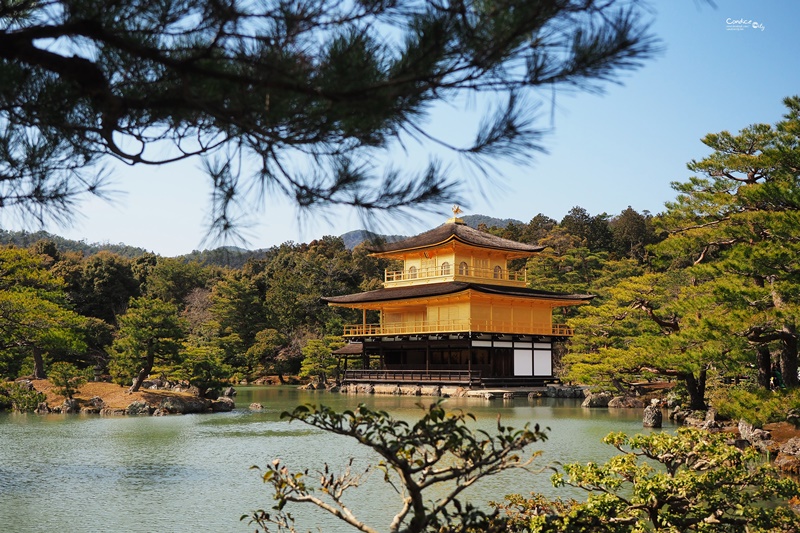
<box><xmin>277</xmin><ymin>372</ymin><xmax>286</xmax><ymax>384</ymax></box>
<box><xmin>780</xmin><ymin>327</ymin><xmax>798</xmax><ymax>388</ymax></box>
<box><xmin>32</xmin><ymin>346</ymin><xmax>46</xmax><ymax>379</ymax></box>
<box><xmin>683</xmin><ymin>369</ymin><xmax>707</xmax><ymax>410</ymax></box>
<box><xmin>129</xmin><ymin>350</ymin><xmax>155</xmax><ymax>393</ymax></box>
<box><xmin>756</xmin><ymin>344</ymin><xmax>772</xmax><ymax>389</ymax></box>
<box><xmin>611</xmin><ymin>378</ymin><xmax>631</xmax><ymax>395</ymax></box>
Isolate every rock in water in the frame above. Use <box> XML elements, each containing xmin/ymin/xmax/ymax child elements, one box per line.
<box><xmin>210</xmin><ymin>397</ymin><xmax>235</xmax><ymax>412</ymax></box>
<box><xmin>643</xmin><ymin>403</ymin><xmax>662</xmax><ymax>428</ymax></box>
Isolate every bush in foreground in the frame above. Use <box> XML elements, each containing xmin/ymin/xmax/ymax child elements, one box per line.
<box><xmin>497</xmin><ymin>428</ymin><xmax>800</xmax><ymax>532</ymax></box>
<box><xmin>246</xmin><ymin>402</ymin><xmax>547</xmax><ymax>532</ymax></box>
<box><xmin>248</xmin><ymin>404</ymin><xmax>800</xmax><ymax>533</ymax></box>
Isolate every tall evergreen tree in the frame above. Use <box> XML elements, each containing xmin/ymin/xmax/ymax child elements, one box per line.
<box><xmin>656</xmin><ymin>96</ymin><xmax>800</xmax><ymax>389</ymax></box>
<box><xmin>0</xmin><ymin>247</ymin><xmax>88</xmax><ymax>378</ymax></box>
<box><xmin>566</xmin><ymin>97</ymin><xmax>800</xmax><ymax>409</ymax></box>
<box><xmin>109</xmin><ymin>296</ymin><xmax>185</xmax><ymax>392</ymax></box>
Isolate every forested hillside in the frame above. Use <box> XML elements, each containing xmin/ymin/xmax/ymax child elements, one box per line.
<box><xmin>0</xmin><ymin>229</ymin><xmax>152</xmax><ymax>258</ymax></box>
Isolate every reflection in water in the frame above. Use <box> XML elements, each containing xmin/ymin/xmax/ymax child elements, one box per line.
<box><xmin>0</xmin><ymin>387</ymin><xmax>673</xmax><ymax>533</ymax></box>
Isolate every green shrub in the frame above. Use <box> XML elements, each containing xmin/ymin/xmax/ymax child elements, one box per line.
<box><xmin>495</xmin><ymin>428</ymin><xmax>800</xmax><ymax>532</ymax></box>
<box><xmin>710</xmin><ymin>385</ymin><xmax>800</xmax><ymax>427</ymax></box>
<box><xmin>174</xmin><ymin>345</ymin><xmax>232</xmax><ymax>397</ymax></box>
<box><xmin>49</xmin><ymin>362</ymin><xmax>90</xmax><ymax>399</ymax></box>
<box><xmin>0</xmin><ymin>384</ymin><xmax>12</xmax><ymax>410</ymax></box>
<box><xmin>5</xmin><ymin>383</ymin><xmax>46</xmax><ymax>412</ymax></box>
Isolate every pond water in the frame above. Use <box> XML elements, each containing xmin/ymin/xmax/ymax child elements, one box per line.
<box><xmin>0</xmin><ymin>387</ymin><xmax>674</xmax><ymax>532</ymax></box>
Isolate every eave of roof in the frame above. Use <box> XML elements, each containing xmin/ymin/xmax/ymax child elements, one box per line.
<box><xmin>323</xmin><ymin>281</ymin><xmax>594</xmax><ymax>305</ymax></box>
<box><xmin>332</xmin><ymin>342</ymin><xmax>363</xmax><ymax>355</ymax></box>
<box><xmin>368</xmin><ymin>222</ymin><xmax>544</xmax><ymax>257</ymax></box>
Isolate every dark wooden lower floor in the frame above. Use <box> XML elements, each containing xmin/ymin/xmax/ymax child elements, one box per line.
<box><xmin>338</xmin><ymin>335</ymin><xmax>559</xmax><ymax>385</ymax></box>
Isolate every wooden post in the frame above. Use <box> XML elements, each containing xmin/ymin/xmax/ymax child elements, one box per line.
<box><xmin>426</xmin><ymin>339</ymin><xmax>430</xmax><ymax>375</ymax></box>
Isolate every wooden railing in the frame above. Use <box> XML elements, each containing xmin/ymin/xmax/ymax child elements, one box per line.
<box><xmin>384</xmin><ymin>266</ymin><xmax>526</xmax><ymax>285</ymax></box>
<box><xmin>344</xmin><ymin>369</ymin><xmax>481</xmax><ymax>385</ymax></box>
<box><xmin>342</xmin><ymin>320</ymin><xmax>573</xmax><ymax>337</ymax></box>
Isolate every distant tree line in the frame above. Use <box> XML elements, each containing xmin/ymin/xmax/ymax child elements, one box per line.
<box><xmin>0</xmin><ymin>235</ymin><xmax>387</xmax><ymax>393</ymax></box>
<box><xmin>0</xmin><ymin>229</ymin><xmax>152</xmax><ymax>259</ymax></box>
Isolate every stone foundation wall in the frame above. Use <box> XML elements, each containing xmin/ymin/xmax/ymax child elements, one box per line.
<box><xmin>336</xmin><ymin>382</ymin><xmax>587</xmax><ymax>398</ymax></box>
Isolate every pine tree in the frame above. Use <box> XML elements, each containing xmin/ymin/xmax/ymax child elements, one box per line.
<box><xmin>0</xmin><ymin>0</ymin><xmax>657</xmax><ymax>234</ymax></box>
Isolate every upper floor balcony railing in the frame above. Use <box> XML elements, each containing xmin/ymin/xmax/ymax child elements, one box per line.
<box><xmin>384</xmin><ymin>265</ymin><xmax>526</xmax><ymax>287</ymax></box>
<box><xmin>342</xmin><ymin>319</ymin><xmax>573</xmax><ymax>337</ymax></box>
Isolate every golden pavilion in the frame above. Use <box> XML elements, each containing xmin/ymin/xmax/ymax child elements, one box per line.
<box><xmin>324</xmin><ymin>210</ymin><xmax>593</xmax><ymax>387</ymax></box>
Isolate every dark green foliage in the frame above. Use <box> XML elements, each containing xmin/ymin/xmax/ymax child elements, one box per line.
<box><xmin>0</xmin><ymin>384</ymin><xmax>11</xmax><ymax>410</ymax></box>
<box><xmin>298</xmin><ymin>336</ymin><xmax>344</xmax><ymax>384</ymax></box>
<box><xmin>3</xmin><ymin>382</ymin><xmax>46</xmax><ymax>412</ymax></box>
<box><xmin>461</xmin><ymin>215</ymin><xmax>526</xmax><ymax>230</ymax></box>
<box><xmin>177</xmin><ymin>248</ymin><xmax>269</xmax><ymax>269</ymax></box>
<box><xmin>109</xmin><ymin>297</ymin><xmax>185</xmax><ymax>392</ymax></box>
<box><xmin>143</xmin><ymin>257</ymin><xmax>215</xmax><ymax>307</ymax></box>
<box><xmin>209</xmin><ymin>273</ymin><xmax>268</xmax><ymax>367</ymax></box>
<box><xmin>709</xmin><ymin>386</ymin><xmax>800</xmax><ymax>428</ymax></box>
<box><xmin>339</xmin><ymin>230</ymin><xmax>407</xmax><ymax>251</ymax></box>
<box><xmin>560</xmin><ymin>207</ymin><xmax>614</xmax><ymax>253</ymax></box>
<box><xmin>0</xmin><ymin>247</ymin><xmax>89</xmax><ymax>379</ymax></box>
<box><xmin>563</xmin><ymin>97</ymin><xmax>800</xmax><ymax>412</ymax></box>
<box><xmin>0</xmin><ymin>230</ymin><xmax>151</xmax><ymax>259</ymax></box>
<box><xmin>176</xmin><ymin>345</ymin><xmax>232</xmax><ymax>398</ymax></box>
<box><xmin>608</xmin><ymin>206</ymin><xmax>659</xmax><ymax>260</ymax></box>
<box><xmin>58</xmin><ymin>251</ymin><xmax>141</xmax><ymax>323</ymax></box>
<box><xmin>245</xmin><ymin>329</ymin><xmax>288</xmax><ymax>378</ymax></box>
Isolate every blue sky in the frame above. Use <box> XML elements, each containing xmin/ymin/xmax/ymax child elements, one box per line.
<box><xmin>7</xmin><ymin>1</ymin><xmax>800</xmax><ymax>256</ymax></box>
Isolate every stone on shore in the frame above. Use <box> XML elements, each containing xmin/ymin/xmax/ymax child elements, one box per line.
<box><xmin>774</xmin><ymin>437</ymin><xmax>800</xmax><ymax>474</ymax></box>
<box><xmin>738</xmin><ymin>419</ymin><xmax>779</xmax><ymax>455</ymax></box>
<box><xmin>608</xmin><ymin>396</ymin><xmax>645</xmax><ymax>409</ymax></box>
<box><xmin>581</xmin><ymin>391</ymin><xmax>612</xmax><ymax>408</ymax></box>
<box><xmin>158</xmin><ymin>396</ymin><xmax>211</xmax><ymax>414</ymax></box>
<box><xmin>60</xmin><ymin>398</ymin><xmax>80</xmax><ymax>414</ymax></box>
<box><xmin>126</xmin><ymin>401</ymin><xmax>153</xmax><ymax>416</ymax></box>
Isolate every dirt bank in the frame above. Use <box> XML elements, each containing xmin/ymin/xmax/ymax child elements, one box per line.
<box><xmin>31</xmin><ymin>379</ymin><xmax>200</xmax><ymax>410</ymax></box>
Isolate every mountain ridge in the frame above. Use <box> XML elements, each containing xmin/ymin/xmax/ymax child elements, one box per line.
<box><xmin>0</xmin><ymin>214</ymin><xmax>524</xmax><ymax>266</ymax></box>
